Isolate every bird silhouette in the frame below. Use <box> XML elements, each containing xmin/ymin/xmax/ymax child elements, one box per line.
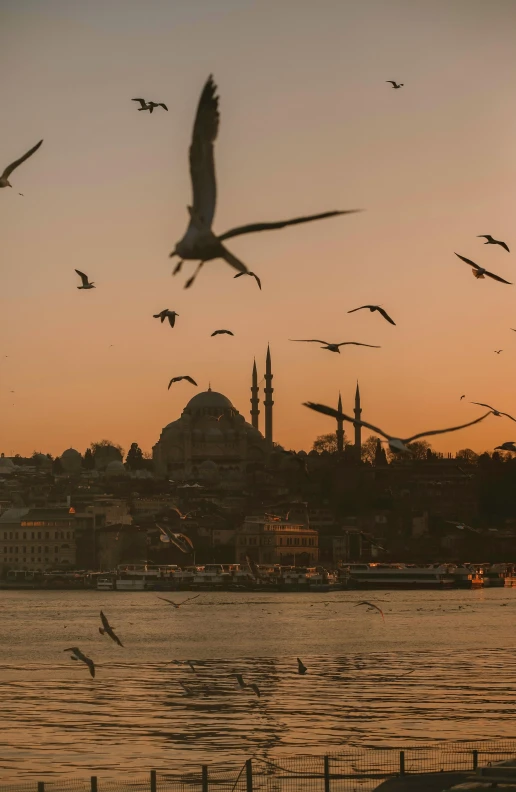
<box><xmin>495</xmin><ymin>442</ymin><xmax>516</xmax><ymax>452</ymax></box>
<box><xmin>477</xmin><ymin>235</ymin><xmax>510</xmax><ymax>253</ymax></box>
<box><xmin>234</xmin><ymin>271</ymin><xmax>262</xmax><ymax>290</ymax></box>
<box><xmin>386</xmin><ymin>81</ymin><xmax>404</xmax><ymax>89</ymax></box>
<box><xmin>297</xmin><ymin>658</ymin><xmax>307</xmax><ymax>675</ymax></box>
<box><xmin>168</xmin><ymin>376</ymin><xmax>197</xmax><ymax>389</ymax></box>
<box><xmin>169</xmin><ymin>76</ymin><xmax>361</xmax><ymax>288</ymax></box>
<box><xmin>494</xmin><ymin>350</ymin><xmax>503</xmax><ymax>354</ymax></box>
<box><xmin>347</xmin><ymin>305</ymin><xmax>396</xmax><ymax>325</ymax></box>
<box><xmin>290</xmin><ymin>339</ymin><xmax>380</xmax><ymax>353</ymax></box>
<box><xmin>75</xmin><ymin>270</ymin><xmax>95</xmax><ymax>289</ymax></box>
<box><xmin>64</xmin><ymin>647</ymin><xmax>95</xmax><ymax>677</ymax></box>
<box><xmin>470</xmin><ymin>402</ymin><xmax>516</xmax><ymax>422</ymax></box>
<box><xmin>154</xmin><ymin>309</ymin><xmax>179</xmax><ymax>328</ymax></box>
<box><xmin>1</xmin><ymin>139</ymin><xmax>43</xmax><ymax>189</ymax></box>
<box><xmin>99</xmin><ymin>611</ymin><xmax>123</xmax><ymax>647</ymax></box>
<box><xmin>211</xmin><ymin>329</ymin><xmax>234</xmax><ymax>336</ymax></box>
<box><xmin>455</xmin><ymin>253</ymin><xmax>511</xmax><ymax>284</ymax></box>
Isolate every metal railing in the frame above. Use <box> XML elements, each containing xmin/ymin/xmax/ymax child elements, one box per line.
<box><xmin>1</xmin><ymin>740</ymin><xmax>515</xmax><ymax>792</ymax></box>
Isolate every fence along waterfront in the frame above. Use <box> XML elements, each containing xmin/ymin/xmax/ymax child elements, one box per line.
<box><xmin>2</xmin><ymin>741</ymin><xmax>515</xmax><ymax>792</ymax></box>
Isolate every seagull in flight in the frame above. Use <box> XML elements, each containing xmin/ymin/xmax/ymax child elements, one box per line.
<box><xmin>347</xmin><ymin>305</ymin><xmax>396</xmax><ymax>325</ymax></box>
<box><xmin>168</xmin><ymin>376</ymin><xmax>197</xmax><ymax>389</ymax></box>
<box><xmin>355</xmin><ymin>601</ymin><xmax>385</xmax><ymax>621</ymax></box>
<box><xmin>460</xmin><ymin>395</ymin><xmax>465</xmax><ymax>400</ymax></box>
<box><xmin>477</xmin><ymin>235</ymin><xmax>510</xmax><ymax>253</ymax></box>
<box><xmin>495</xmin><ymin>350</ymin><xmax>503</xmax><ymax>354</ymax></box>
<box><xmin>211</xmin><ymin>329</ymin><xmax>234</xmax><ymax>336</ymax></box>
<box><xmin>290</xmin><ymin>339</ymin><xmax>380</xmax><ymax>353</ymax></box>
<box><xmin>75</xmin><ymin>270</ymin><xmax>95</xmax><ymax>290</ymax></box>
<box><xmin>303</xmin><ymin>401</ymin><xmax>492</xmax><ymax>454</ymax></box>
<box><xmin>99</xmin><ymin>611</ymin><xmax>123</xmax><ymax>647</ymax></box>
<box><xmin>148</xmin><ymin>101</ymin><xmax>168</xmax><ymax>112</ymax></box>
<box><xmin>1</xmin><ymin>139</ymin><xmax>43</xmax><ymax>189</ymax></box>
<box><xmin>297</xmin><ymin>658</ymin><xmax>307</xmax><ymax>675</ymax></box>
<box><xmin>64</xmin><ymin>647</ymin><xmax>95</xmax><ymax>677</ymax></box>
<box><xmin>169</xmin><ymin>75</ymin><xmax>362</xmax><ymax>288</ymax></box>
<box><xmin>170</xmin><ymin>659</ymin><xmax>204</xmax><ymax>673</ymax></box>
<box><xmin>230</xmin><ymin>671</ymin><xmax>260</xmax><ymax>697</ymax></box>
<box><xmin>234</xmin><ymin>271</ymin><xmax>262</xmax><ymax>290</ymax></box>
<box><xmin>158</xmin><ymin>594</ymin><xmax>201</xmax><ymax>609</ymax></box>
<box><xmin>470</xmin><ymin>402</ymin><xmax>516</xmax><ymax>422</ymax></box>
<box><xmin>154</xmin><ymin>309</ymin><xmax>179</xmax><ymax>328</ymax></box>
<box><xmin>455</xmin><ymin>253</ymin><xmax>511</xmax><ymax>284</ymax></box>
<box><xmin>495</xmin><ymin>442</ymin><xmax>516</xmax><ymax>452</ymax></box>
<box><xmin>132</xmin><ymin>98</ymin><xmax>167</xmax><ymax>113</ymax></box>
<box><xmin>386</xmin><ymin>81</ymin><xmax>404</xmax><ymax>89</ymax></box>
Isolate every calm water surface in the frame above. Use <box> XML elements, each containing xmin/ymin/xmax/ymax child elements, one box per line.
<box><xmin>1</xmin><ymin>588</ymin><xmax>516</xmax><ymax>781</ymax></box>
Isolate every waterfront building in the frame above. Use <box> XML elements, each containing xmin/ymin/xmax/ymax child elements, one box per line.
<box><xmin>0</xmin><ymin>507</ymin><xmax>77</xmax><ymax>572</ymax></box>
<box><xmin>235</xmin><ymin>516</ymin><xmax>319</xmax><ymax>566</ymax></box>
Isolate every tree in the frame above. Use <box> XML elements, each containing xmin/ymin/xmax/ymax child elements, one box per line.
<box><xmin>90</xmin><ymin>439</ymin><xmax>124</xmax><ymax>470</ymax></box>
<box><xmin>312</xmin><ymin>432</ymin><xmax>348</xmax><ymax>454</ymax></box>
<box><xmin>52</xmin><ymin>457</ymin><xmax>63</xmax><ymax>474</ymax></box>
<box><xmin>406</xmin><ymin>440</ymin><xmax>432</xmax><ymax>460</ymax></box>
<box><xmin>125</xmin><ymin>442</ymin><xmax>145</xmax><ymax>470</ymax></box>
<box><xmin>361</xmin><ymin>436</ymin><xmax>383</xmax><ymax>464</ymax></box>
<box><xmin>83</xmin><ymin>448</ymin><xmax>95</xmax><ymax>470</ymax></box>
<box><xmin>456</xmin><ymin>448</ymin><xmax>479</xmax><ymax>464</ymax></box>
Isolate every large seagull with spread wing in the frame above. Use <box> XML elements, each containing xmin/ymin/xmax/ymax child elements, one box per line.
<box><xmin>170</xmin><ymin>76</ymin><xmax>361</xmax><ymax>288</ymax></box>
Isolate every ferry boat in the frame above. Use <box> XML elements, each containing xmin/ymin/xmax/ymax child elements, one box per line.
<box><xmin>342</xmin><ymin>563</ymin><xmax>455</xmax><ymax>589</ymax></box>
<box><xmin>106</xmin><ymin>563</ymin><xmax>179</xmax><ymax>591</ymax></box>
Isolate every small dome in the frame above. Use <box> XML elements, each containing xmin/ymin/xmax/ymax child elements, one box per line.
<box><xmin>62</xmin><ymin>448</ymin><xmax>81</xmax><ymax>459</ymax></box>
<box><xmin>105</xmin><ymin>460</ymin><xmax>128</xmax><ymax>476</ymax></box>
<box><xmin>184</xmin><ymin>389</ymin><xmax>233</xmax><ymax>412</ymax></box>
<box><xmin>0</xmin><ymin>456</ymin><xmax>16</xmax><ymax>471</ymax></box>
<box><xmin>61</xmin><ymin>448</ymin><xmax>82</xmax><ymax>474</ymax></box>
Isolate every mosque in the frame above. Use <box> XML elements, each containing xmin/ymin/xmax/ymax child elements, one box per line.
<box><xmin>152</xmin><ymin>345</ymin><xmax>363</xmax><ymax>479</ymax></box>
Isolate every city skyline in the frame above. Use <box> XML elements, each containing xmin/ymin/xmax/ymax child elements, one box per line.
<box><xmin>2</xmin><ymin>0</ymin><xmax>516</xmax><ymax>458</ymax></box>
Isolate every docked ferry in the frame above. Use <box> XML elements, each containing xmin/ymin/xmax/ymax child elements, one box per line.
<box><xmin>342</xmin><ymin>563</ymin><xmax>455</xmax><ymax>589</ymax></box>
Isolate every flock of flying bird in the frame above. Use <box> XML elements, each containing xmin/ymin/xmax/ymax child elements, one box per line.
<box><xmin>2</xmin><ymin>74</ymin><xmax>514</xmax><ymax>451</ymax></box>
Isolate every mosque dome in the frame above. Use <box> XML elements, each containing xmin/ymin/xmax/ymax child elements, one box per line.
<box><xmin>105</xmin><ymin>460</ymin><xmax>128</xmax><ymax>477</ymax></box>
<box><xmin>61</xmin><ymin>448</ymin><xmax>82</xmax><ymax>474</ymax></box>
<box><xmin>0</xmin><ymin>456</ymin><xmax>16</xmax><ymax>473</ymax></box>
<box><xmin>184</xmin><ymin>389</ymin><xmax>234</xmax><ymax>412</ymax></box>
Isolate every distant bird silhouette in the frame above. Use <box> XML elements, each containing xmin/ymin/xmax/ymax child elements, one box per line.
<box><xmin>386</xmin><ymin>81</ymin><xmax>404</xmax><ymax>89</ymax></box>
<box><xmin>154</xmin><ymin>309</ymin><xmax>179</xmax><ymax>328</ymax></box>
<box><xmin>290</xmin><ymin>339</ymin><xmax>380</xmax><ymax>353</ymax></box>
<box><xmin>211</xmin><ymin>329</ymin><xmax>234</xmax><ymax>336</ymax></box>
<box><xmin>455</xmin><ymin>253</ymin><xmax>511</xmax><ymax>284</ymax></box>
<box><xmin>348</xmin><ymin>305</ymin><xmax>396</xmax><ymax>325</ymax></box>
<box><xmin>1</xmin><ymin>139</ymin><xmax>43</xmax><ymax>189</ymax></box>
<box><xmin>64</xmin><ymin>647</ymin><xmax>95</xmax><ymax>677</ymax></box>
<box><xmin>148</xmin><ymin>101</ymin><xmax>168</xmax><ymax>112</ymax></box>
<box><xmin>75</xmin><ymin>270</ymin><xmax>95</xmax><ymax>289</ymax></box>
<box><xmin>355</xmin><ymin>601</ymin><xmax>385</xmax><ymax>621</ymax></box>
<box><xmin>179</xmin><ymin>681</ymin><xmax>195</xmax><ymax>695</ymax></box>
<box><xmin>470</xmin><ymin>402</ymin><xmax>516</xmax><ymax>422</ymax></box>
<box><xmin>460</xmin><ymin>395</ymin><xmax>465</xmax><ymax>400</ymax></box>
<box><xmin>230</xmin><ymin>672</ymin><xmax>260</xmax><ymax>697</ymax></box>
<box><xmin>99</xmin><ymin>611</ymin><xmax>123</xmax><ymax>647</ymax></box>
<box><xmin>303</xmin><ymin>401</ymin><xmax>491</xmax><ymax>454</ymax></box>
<box><xmin>168</xmin><ymin>376</ymin><xmax>197</xmax><ymax>389</ymax></box>
<box><xmin>169</xmin><ymin>75</ymin><xmax>362</xmax><ymax>288</ymax></box>
<box><xmin>495</xmin><ymin>350</ymin><xmax>503</xmax><ymax>354</ymax></box>
<box><xmin>477</xmin><ymin>235</ymin><xmax>510</xmax><ymax>253</ymax></box>
<box><xmin>297</xmin><ymin>658</ymin><xmax>307</xmax><ymax>675</ymax></box>
<box><xmin>495</xmin><ymin>442</ymin><xmax>516</xmax><ymax>452</ymax></box>
<box><xmin>157</xmin><ymin>594</ymin><xmax>200</xmax><ymax>609</ymax></box>
<box><xmin>234</xmin><ymin>271</ymin><xmax>262</xmax><ymax>290</ymax></box>
<box><xmin>132</xmin><ymin>98</ymin><xmax>151</xmax><ymax>111</ymax></box>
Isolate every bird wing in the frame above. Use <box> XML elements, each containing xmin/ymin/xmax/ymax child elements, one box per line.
<box><xmin>183</xmin><ymin>594</ymin><xmax>201</xmax><ymax>605</ymax></box>
<box><xmin>2</xmin><ymin>139</ymin><xmax>43</xmax><ymax>179</ymax></box>
<box><xmin>302</xmin><ymin>401</ymin><xmax>390</xmax><ymax>439</ymax></box>
<box><xmin>220</xmin><ymin>244</ymin><xmax>249</xmax><ymax>274</ymax></box>
<box><xmin>75</xmin><ymin>269</ymin><xmax>89</xmax><ymax>286</ymax></box>
<box><xmin>132</xmin><ymin>98</ymin><xmax>147</xmax><ymax>108</ymax></box>
<box><xmin>111</xmin><ymin>630</ymin><xmax>123</xmax><ymax>647</ymax></box>
<box><xmin>290</xmin><ymin>339</ymin><xmax>329</xmax><ymax>345</ymax></box>
<box><xmin>233</xmin><ymin>272</ymin><xmax>245</xmax><ymax>279</ymax></box>
<box><xmin>184</xmin><ymin>376</ymin><xmax>198</xmax><ymax>386</ymax></box>
<box><xmin>484</xmin><ymin>269</ymin><xmax>512</xmax><ymax>284</ymax></box>
<box><xmin>386</xmin><ymin>81</ymin><xmax>396</xmax><ymax>86</ymax></box>
<box><xmin>404</xmin><ymin>412</ymin><xmax>492</xmax><ymax>443</ymax></box>
<box><xmin>347</xmin><ymin>306</ymin><xmax>370</xmax><ymax>313</ymax></box>
<box><xmin>477</xmin><ymin>235</ymin><xmax>490</xmax><ymax>241</ymax></box>
<box><xmin>188</xmin><ymin>75</ymin><xmax>219</xmax><ymax>230</ymax></box>
<box><xmin>337</xmin><ymin>342</ymin><xmax>381</xmax><ymax>348</ymax></box>
<box><xmin>500</xmin><ymin>413</ymin><xmax>516</xmax><ymax>423</ymax></box>
<box><xmin>218</xmin><ymin>209</ymin><xmax>362</xmax><ymax>242</ymax></box>
<box><xmin>498</xmin><ymin>241</ymin><xmax>510</xmax><ymax>253</ymax></box>
<box><xmin>455</xmin><ymin>253</ymin><xmax>480</xmax><ymax>270</ymax></box>
<box><xmin>470</xmin><ymin>402</ymin><xmax>494</xmax><ymax>410</ymax></box>
<box><xmin>249</xmin><ymin>684</ymin><xmax>261</xmax><ymax>697</ymax></box>
<box><xmin>252</xmin><ymin>273</ymin><xmax>262</xmax><ymax>290</ymax></box>
<box><xmin>377</xmin><ymin>307</ymin><xmax>396</xmax><ymax>325</ymax></box>
<box><xmin>355</xmin><ymin>600</ymin><xmax>384</xmax><ymax>619</ymax></box>
<box><xmin>167</xmin><ymin>313</ymin><xmax>177</xmax><ymax>328</ymax></box>
<box><xmin>85</xmin><ymin>657</ymin><xmax>95</xmax><ymax>677</ymax></box>
<box><xmin>158</xmin><ymin>103</ymin><xmax>168</xmax><ymax>110</ymax></box>
<box><xmin>100</xmin><ymin>611</ymin><xmax>109</xmax><ymax>630</ymax></box>
<box><xmin>167</xmin><ymin>378</ymin><xmax>177</xmax><ymax>389</ymax></box>
<box><xmin>157</xmin><ymin>597</ymin><xmax>177</xmax><ymax>605</ymax></box>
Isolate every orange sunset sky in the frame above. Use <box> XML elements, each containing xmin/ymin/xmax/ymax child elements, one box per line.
<box><xmin>1</xmin><ymin>0</ymin><xmax>516</xmax><ymax>459</ymax></box>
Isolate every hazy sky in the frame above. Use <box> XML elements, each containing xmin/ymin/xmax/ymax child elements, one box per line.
<box><xmin>2</xmin><ymin>0</ymin><xmax>516</xmax><ymax>458</ymax></box>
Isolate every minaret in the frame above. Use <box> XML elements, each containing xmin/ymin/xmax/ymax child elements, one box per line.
<box><xmin>250</xmin><ymin>358</ymin><xmax>260</xmax><ymax>430</ymax></box>
<box><xmin>264</xmin><ymin>345</ymin><xmax>274</xmax><ymax>447</ymax></box>
<box><xmin>354</xmin><ymin>381</ymin><xmax>362</xmax><ymax>461</ymax></box>
<box><xmin>336</xmin><ymin>392</ymin><xmax>344</xmax><ymax>454</ymax></box>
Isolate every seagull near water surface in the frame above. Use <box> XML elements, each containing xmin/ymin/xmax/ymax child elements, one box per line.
<box><xmin>157</xmin><ymin>594</ymin><xmax>201</xmax><ymax>609</ymax></box>
<box><xmin>168</xmin><ymin>376</ymin><xmax>197</xmax><ymax>389</ymax></box>
<box><xmin>0</xmin><ymin>139</ymin><xmax>43</xmax><ymax>189</ymax></box>
<box><xmin>455</xmin><ymin>253</ymin><xmax>511</xmax><ymax>284</ymax></box>
<box><xmin>477</xmin><ymin>235</ymin><xmax>510</xmax><ymax>253</ymax></box>
<box><xmin>303</xmin><ymin>401</ymin><xmax>492</xmax><ymax>454</ymax></box>
<box><xmin>154</xmin><ymin>309</ymin><xmax>179</xmax><ymax>328</ymax></box>
<box><xmin>75</xmin><ymin>270</ymin><xmax>95</xmax><ymax>290</ymax></box>
<box><xmin>290</xmin><ymin>339</ymin><xmax>380</xmax><ymax>354</ymax></box>
<box><xmin>347</xmin><ymin>305</ymin><xmax>396</xmax><ymax>325</ymax></box>
<box><xmin>99</xmin><ymin>611</ymin><xmax>123</xmax><ymax>647</ymax></box>
<box><xmin>169</xmin><ymin>75</ymin><xmax>362</xmax><ymax>288</ymax></box>
<box><xmin>355</xmin><ymin>601</ymin><xmax>385</xmax><ymax>621</ymax></box>
<box><xmin>64</xmin><ymin>647</ymin><xmax>95</xmax><ymax>678</ymax></box>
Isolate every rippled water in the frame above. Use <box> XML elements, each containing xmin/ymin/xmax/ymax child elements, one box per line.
<box><xmin>2</xmin><ymin>587</ymin><xmax>516</xmax><ymax>782</ymax></box>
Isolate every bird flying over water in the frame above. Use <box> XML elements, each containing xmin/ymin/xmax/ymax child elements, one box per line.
<box><xmin>455</xmin><ymin>253</ymin><xmax>511</xmax><ymax>284</ymax></box>
<box><xmin>99</xmin><ymin>611</ymin><xmax>123</xmax><ymax>647</ymax></box>
<box><xmin>470</xmin><ymin>402</ymin><xmax>516</xmax><ymax>422</ymax></box>
<box><xmin>230</xmin><ymin>672</ymin><xmax>260</xmax><ymax>697</ymax></box>
<box><xmin>297</xmin><ymin>658</ymin><xmax>307</xmax><ymax>675</ymax></box>
<box><xmin>154</xmin><ymin>309</ymin><xmax>179</xmax><ymax>328</ymax></box>
<box><xmin>75</xmin><ymin>270</ymin><xmax>95</xmax><ymax>290</ymax></box>
<box><xmin>157</xmin><ymin>594</ymin><xmax>201</xmax><ymax>609</ymax></box>
<box><xmin>347</xmin><ymin>305</ymin><xmax>396</xmax><ymax>325</ymax></box>
<box><xmin>211</xmin><ymin>329</ymin><xmax>234</xmax><ymax>336</ymax></box>
<box><xmin>290</xmin><ymin>339</ymin><xmax>380</xmax><ymax>353</ymax></box>
<box><xmin>495</xmin><ymin>442</ymin><xmax>516</xmax><ymax>452</ymax></box>
<box><xmin>234</xmin><ymin>271</ymin><xmax>262</xmax><ymax>290</ymax></box>
<box><xmin>477</xmin><ymin>235</ymin><xmax>510</xmax><ymax>253</ymax></box>
<box><xmin>386</xmin><ymin>81</ymin><xmax>404</xmax><ymax>89</ymax></box>
<box><xmin>303</xmin><ymin>401</ymin><xmax>491</xmax><ymax>454</ymax></box>
<box><xmin>168</xmin><ymin>376</ymin><xmax>197</xmax><ymax>389</ymax></box>
<box><xmin>1</xmin><ymin>139</ymin><xmax>43</xmax><ymax>189</ymax></box>
<box><xmin>355</xmin><ymin>601</ymin><xmax>385</xmax><ymax>621</ymax></box>
<box><xmin>169</xmin><ymin>75</ymin><xmax>361</xmax><ymax>288</ymax></box>
<box><xmin>64</xmin><ymin>647</ymin><xmax>95</xmax><ymax>677</ymax></box>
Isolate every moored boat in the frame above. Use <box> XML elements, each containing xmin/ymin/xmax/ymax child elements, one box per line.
<box><xmin>342</xmin><ymin>563</ymin><xmax>455</xmax><ymax>589</ymax></box>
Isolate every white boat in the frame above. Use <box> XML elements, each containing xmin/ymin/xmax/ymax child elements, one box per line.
<box><xmin>96</xmin><ymin>576</ymin><xmax>115</xmax><ymax>591</ymax></box>
<box><xmin>343</xmin><ymin>563</ymin><xmax>455</xmax><ymax>589</ymax></box>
